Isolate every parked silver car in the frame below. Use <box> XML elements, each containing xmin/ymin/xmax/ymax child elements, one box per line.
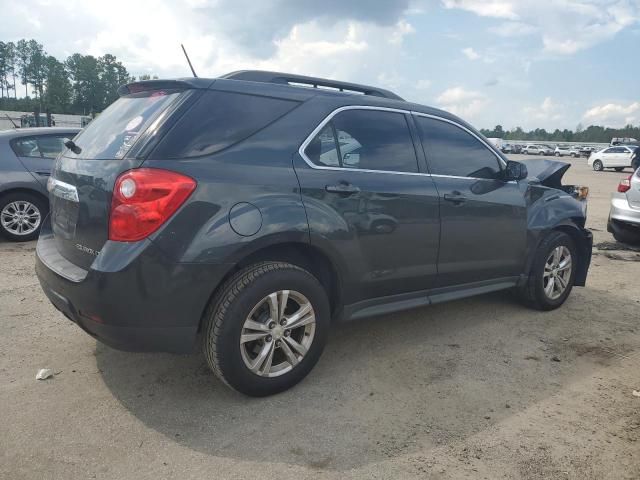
<box><xmin>0</xmin><ymin>127</ymin><xmax>80</xmax><ymax>241</ymax></box>
<box><xmin>607</xmin><ymin>168</ymin><xmax>640</xmax><ymax>244</ymax></box>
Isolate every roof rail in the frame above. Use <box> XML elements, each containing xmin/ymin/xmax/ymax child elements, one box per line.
<box><xmin>220</xmin><ymin>70</ymin><xmax>404</xmax><ymax>101</ymax></box>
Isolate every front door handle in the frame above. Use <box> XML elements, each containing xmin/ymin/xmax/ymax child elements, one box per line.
<box><xmin>443</xmin><ymin>191</ymin><xmax>467</xmax><ymax>204</ymax></box>
<box><xmin>34</xmin><ymin>170</ymin><xmax>51</xmax><ymax>176</ymax></box>
<box><xmin>326</xmin><ymin>182</ymin><xmax>360</xmax><ymax>195</ymax></box>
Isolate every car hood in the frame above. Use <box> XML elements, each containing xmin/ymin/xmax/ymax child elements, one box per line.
<box><xmin>519</xmin><ymin>159</ymin><xmax>570</xmax><ymax>188</ymax></box>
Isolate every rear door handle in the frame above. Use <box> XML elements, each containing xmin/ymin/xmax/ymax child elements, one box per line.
<box><xmin>325</xmin><ymin>182</ymin><xmax>360</xmax><ymax>195</ymax></box>
<box><xmin>443</xmin><ymin>192</ymin><xmax>467</xmax><ymax>204</ymax></box>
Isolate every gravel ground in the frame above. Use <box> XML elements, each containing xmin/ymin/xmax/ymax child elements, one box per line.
<box><xmin>1</xmin><ymin>155</ymin><xmax>639</xmax><ymax>480</ymax></box>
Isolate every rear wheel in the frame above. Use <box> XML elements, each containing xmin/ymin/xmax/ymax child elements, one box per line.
<box><xmin>518</xmin><ymin>231</ymin><xmax>577</xmax><ymax>311</ymax></box>
<box><xmin>555</xmin><ymin>152</ymin><xmax>560</xmax><ymax>157</ymax></box>
<box><xmin>539</xmin><ymin>151</ymin><xmax>545</xmax><ymax>156</ymax></box>
<box><xmin>592</xmin><ymin>160</ymin><xmax>604</xmax><ymax>171</ymax></box>
<box><xmin>0</xmin><ymin>192</ymin><xmax>47</xmax><ymax>242</ymax></box>
<box><xmin>203</xmin><ymin>261</ymin><xmax>330</xmax><ymax>396</ymax></box>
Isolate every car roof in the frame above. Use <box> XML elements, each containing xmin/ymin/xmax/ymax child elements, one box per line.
<box><xmin>122</xmin><ymin>71</ymin><xmax>475</xmax><ymax>131</ymax></box>
<box><xmin>0</xmin><ymin>127</ymin><xmax>81</xmax><ymax>140</ymax></box>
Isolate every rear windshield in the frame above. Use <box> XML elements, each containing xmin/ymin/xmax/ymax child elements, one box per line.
<box><xmin>65</xmin><ymin>90</ymin><xmax>182</xmax><ymax>159</ymax></box>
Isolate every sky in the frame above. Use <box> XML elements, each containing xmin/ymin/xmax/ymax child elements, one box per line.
<box><xmin>1</xmin><ymin>0</ymin><xmax>639</xmax><ymax>131</ymax></box>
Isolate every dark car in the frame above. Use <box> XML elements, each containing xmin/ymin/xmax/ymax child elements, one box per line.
<box><xmin>0</xmin><ymin>127</ymin><xmax>81</xmax><ymax>241</ymax></box>
<box><xmin>631</xmin><ymin>146</ymin><xmax>640</xmax><ymax>172</ymax></box>
<box><xmin>35</xmin><ymin>72</ymin><xmax>593</xmax><ymax>396</ymax></box>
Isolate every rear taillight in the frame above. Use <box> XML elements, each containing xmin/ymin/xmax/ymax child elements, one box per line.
<box><xmin>109</xmin><ymin>168</ymin><xmax>196</xmax><ymax>242</ymax></box>
<box><xmin>618</xmin><ymin>175</ymin><xmax>632</xmax><ymax>193</ymax></box>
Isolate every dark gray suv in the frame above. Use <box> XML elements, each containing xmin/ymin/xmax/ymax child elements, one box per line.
<box><xmin>0</xmin><ymin>127</ymin><xmax>81</xmax><ymax>241</ymax></box>
<box><xmin>35</xmin><ymin>72</ymin><xmax>592</xmax><ymax>396</ymax></box>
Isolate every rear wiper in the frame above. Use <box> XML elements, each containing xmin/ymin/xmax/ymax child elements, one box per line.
<box><xmin>64</xmin><ymin>140</ymin><xmax>82</xmax><ymax>155</ymax></box>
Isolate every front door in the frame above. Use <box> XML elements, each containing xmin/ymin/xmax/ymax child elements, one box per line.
<box><xmin>414</xmin><ymin>114</ymin><xmax>527</xmax><ymax>287</ymax></box>
<box><xmin>295</xmin><ymin>107</ymin><xmax>441</xmax><ymax>303</ymax></box>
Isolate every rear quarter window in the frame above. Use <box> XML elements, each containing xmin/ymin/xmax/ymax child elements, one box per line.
<box><xmin>151</xmin><ymin>90</ymin><xmax>300</xmax><ymax>159</ymax></box>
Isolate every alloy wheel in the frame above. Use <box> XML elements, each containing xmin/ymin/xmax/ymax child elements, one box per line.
<box><xmin>0</xmin><ymin>201</ymin><xmax>41</xmax><ymax>236</ymax></box>
<box><xmin>240</xmin><ymin>290</ymin><xmax>316</xmax><ymax>378</ymax></box>
<box><xmin>543</xmin><ymin>246</ymin><xmax>572</xmax><ymax>300</ymax></box>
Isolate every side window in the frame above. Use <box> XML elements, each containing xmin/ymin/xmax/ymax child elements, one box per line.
<box><xmin>37</xmin><ymin>136</ymin><xmax>69</xmax><ymax>159</ymax></box>
<box><xmin>153</xmin><ymin>91</ymin><xmax>300</xmax><ymax>158</ymax></box>
<box><xmin>11</xmin><ymin>138</ymin><xmax>41</xmax><ymax>158</ymax></box>
<box><xmin>304</xmin><ymin>109</ymin><xmax>418</xmax><ymax>173</ymax></box>
<box><xmin>304</xmin><ymin>124</ymin><xmax>340</xmax><ymax>167</ymax></box>
<box><xmin>415</xmin><ymin>116</ymin><xmax>501</xmax><ymax>179</ymax></box>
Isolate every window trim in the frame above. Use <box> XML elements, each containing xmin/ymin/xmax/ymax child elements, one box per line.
<box><xmin>298</xmin><ymin>105</ymin><xmax>506</xmax><ymax>179</ymax></box>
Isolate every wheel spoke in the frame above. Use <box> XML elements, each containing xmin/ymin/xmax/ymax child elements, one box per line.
<box><xmin>267</xmin><ymin>292</ymin><xmax>279</xmax><ymax>322</ymax></box>
<box><xmin>556</xmin><ymin>274</ymin><xmax>567</xmax><ymax>290</ymax></box>
<box><xmin>280</xmin><ymin>338</ymin><xmax>299</xmax><ymax>367</ymax></box>
<box><xmin>552</xmin><ymin>247</ymin><xmax>561</xmax><ymax>266</ymax></box>
<box><xmin>284</xmin><ymin>336</ymin><xmax>307</xmax><ymax>356</ymax></box>
<box><xmin>544</xmin><ymin>277</ymin><xmax>555</xmax><ymax>297</ymax></box>
<box><xmin>285</xmin><ymin>303</ymin><xmax>314</xmax><ymax>330</ymax></box>
<box><xmin>240</xmin><ymin>332</ymin><xmax>269</xmax><ymax>344</ymax></box>
<box><xmin>278</xmin><ymin>290</ymin><xmax>289</xmax><ymax>321</ymax></box>
<box><xmin>243</xmin><ymin>319</ymin><xmax>270</xmax><ymax>332</ymax></box>
<box><xmin>249</xmin><ymin>341</ymin><xmax>275</xmax><ymax>374</ymax></box>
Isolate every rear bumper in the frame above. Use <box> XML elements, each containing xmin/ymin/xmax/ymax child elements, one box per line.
<box><xmin>35</xmin><ymin>228</ymin><xmax>232</xmax><ymax>353</ymax></box>
<box><xmin>608</xmin><ymin>193</ymin><xmax>640</xmax><ymax>226</ymax></box>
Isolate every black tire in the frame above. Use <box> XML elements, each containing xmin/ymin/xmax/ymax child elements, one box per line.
<box><xmin>203</xmin><ymin>261</ymin><xmax>330</xmax><ymax>396</ymax></box>
<box><xmin>539</xmin><ymin>151</ymin><xmax>545</xmax><ymax>156</ymax></box>
<box><xmin>518</xmin><ymin>231</ymin><xmax>577</xmax><ymax>311</ymax></box>
<box><xmin>524</xmin><ymin>150</ymin><xmax>529</xmax><ymax>155</ymax></box>
<box><xmin>614</xmin><ymin>167</ymin><xmax>624</xmax><ymax>172</ymax></box>
<box><xmin>592</xmin><ymin>160</ymin><xmax>603</xmax><ymax>172</ymax></box>
<box><xmin>0</xmin><ymin>192</ymin><xmax>47</xmax><ymax>242</ymax></box>
<box><xmin>555</xmin><ymin>152</ymin><xmax>560</xmax><ymax>157</ymax></box>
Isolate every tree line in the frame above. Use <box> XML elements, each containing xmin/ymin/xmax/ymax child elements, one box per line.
<box><xmin>479</xmin><ymin>123</ymin><xmax>639</xmax><ymax>144</ymax></box>
<box><xmin>0</xmin><ymin>38</ymin><xmax>156</xmax><ymax>116</ymax></box>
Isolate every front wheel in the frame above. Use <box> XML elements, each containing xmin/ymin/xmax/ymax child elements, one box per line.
<box><xmin>555</xmin><ymin>152</ymin><xmax>560</xmax><ymax>157</ymax></box>
<box><xmin>203</xmin><ymin>261</ymin><xmax>330</xmax><ymax>396</ymax></box>
<box><xmin>592</xmin><ymin>160</ymin><xmax>604</xmax><ymax>171</ymax></box>
<box><xmin>539</xmin><ymin>151</ymin><xmax>545</xmax><ymax>156</ymax></box>
<box><xmin>518</xmin><ymin>231</ymin><xmax>577</xmax><ymax>311</ymax></box>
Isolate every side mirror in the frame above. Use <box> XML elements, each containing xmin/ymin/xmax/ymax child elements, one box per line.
<box><xmin>505</xmin><ymin>160</ymin><xmax>528</xmax><ymax>181</ymax></box>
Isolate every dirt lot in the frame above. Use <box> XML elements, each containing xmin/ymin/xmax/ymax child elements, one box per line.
<box><xmin>1</xmin><ymin>155</ymin><xmax>639</xmax><ymax>480</ymax></box>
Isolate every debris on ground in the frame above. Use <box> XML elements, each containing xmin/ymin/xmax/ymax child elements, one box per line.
<box><xmin>35</xmin><ymin>369</ymin><xmax>54</xmax><ymax>380</ymax></box>
<box><xmin>633</xmin><ymin>390</ymin><xmax>640</xmax><ymax>398</ymax></box>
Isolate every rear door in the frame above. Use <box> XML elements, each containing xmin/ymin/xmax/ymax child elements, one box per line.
<box><xmin>414</xmin><ymin>114</ymin><xmax>527</xmax><ymax>287</ymax></box>
<box><xmin>294</xmin><ymin>107</ymin><xmax>441</xmax><ymax>302</ymax></box>
<box><xmin>11</xmin><ymin>134</ymin><xmax>73</xmax><ymax>186</ymax></box>
<box><xmin>48</xmin><ymin>88</ymin><xmax>187</xmax><ymax>268</ymax></box>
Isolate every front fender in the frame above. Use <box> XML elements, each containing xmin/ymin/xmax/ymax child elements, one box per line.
<box><xmin>524</xmin><ymin>186</ymin><xmax>592</xmax><ymax>286</ymax></box>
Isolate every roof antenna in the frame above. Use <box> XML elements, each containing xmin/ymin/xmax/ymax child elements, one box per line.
<box><xmin>181</xmin><ymin>44</ymin><xmax>198</xmax><ymax>78</ymax></box>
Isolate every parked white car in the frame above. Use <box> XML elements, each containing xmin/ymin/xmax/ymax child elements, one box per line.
<box><xmin>607</xmin><ymin>169</ymin><xmax>640</xmax><ymax>244</ymax></box>
<box><xmin>587</xmin><ymin>146</ymin><xmax>635</xmax><ymax>172</ymax></box>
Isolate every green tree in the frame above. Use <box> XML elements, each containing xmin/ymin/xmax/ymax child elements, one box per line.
<box><xmin>25</xmin><ymin>39</ymin><xmax>47</xmax><ymax>103</ymax></box>
<box><xmin>66</xmin><ymin>53</ymin><xmax>101</xmax><ymax>114</ymax></box>
<box><xmin>99</xmin><ymin>53</ymin><xmax>132</xmax><ymax>109</ymax></box>
<box><xmin>44</xmin><ymin>56</ymin><xmax>71</xmax><ymax>112</ymax></box>
<box><xmin>15</xmin><ymin>39</ymin><xmax>31</xmax><ymax>98</ymax></box>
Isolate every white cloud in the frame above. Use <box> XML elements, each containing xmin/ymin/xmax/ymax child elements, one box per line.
<box><xmin>523</xmin><ymin>97</ymin><xmax>565</xmax><ymax>122</ymax></box>
<box><xmin>442</xmin><ymin>0</ymin><xmax>518</xmax><ymax>19</ymax></box>
<box><xmin>462</xmin><ymin>47</ymin><xmax>480</xmax><ymax>60</ymax></box>
<box><xmin>416</xmin><ymin>79</ymin><xmax>432</xmax><ymax>90</ymax></box>
<box><xmin>436</xmin><ymin>87</ymin><xmax>489</xmax><ymax>118</ymax></box>
<box><xmin>389</xmin><ymin>19</ymin><xmax>416</xmax><ymax>45</ymax></box>
<box><xmin>444</xmin><ymin>0</ymin><xmax>640</xmax><ymax>54</ymax></box>
<box><xmin>489</xmin><ymin>21</ymin><xmax>537</xmax><ymax>37</ymax></box>
<box><xmin>583</xmin><ymin>102</ymin><xmax>640</xmax><ymax>127</ymax></box>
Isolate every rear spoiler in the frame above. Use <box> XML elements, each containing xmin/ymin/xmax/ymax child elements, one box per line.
<box><xmin>117</xmin><ymin>78</ymin><xmax>214</xmax><ymax>97</ymax></box>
